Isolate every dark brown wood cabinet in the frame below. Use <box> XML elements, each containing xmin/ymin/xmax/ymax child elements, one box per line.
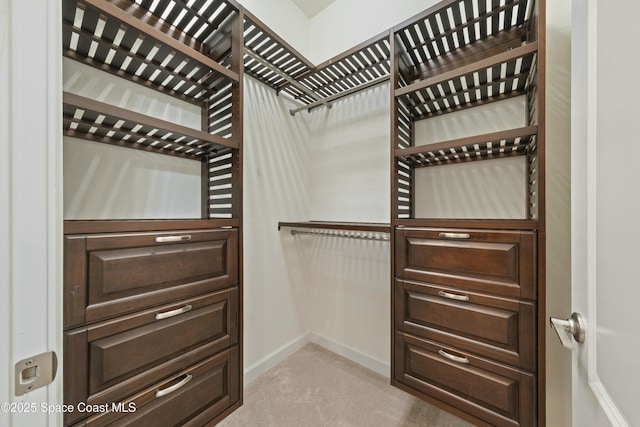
<box><xmin>63</xmin><ymin>225</ymin><xmax>241</xmax><ymax>426</ymax></box>
<box><xmin>390</xmin><ymin>0</ymin><xmax>545</xmax><ymax>425</ymax></box>
<box><xmin>393</xmin><ymin>227</ymin><xmax>539</xmax><ymax>426</ymax></box>
<box><xmin>61</xmin><ymin>0</ymin><xmax>244</xmax><ymax>425</ymax></box>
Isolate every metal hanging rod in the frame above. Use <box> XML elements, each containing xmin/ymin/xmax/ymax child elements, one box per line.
<box><xmin>289</xmin><ymin>74</ymin><xmax>390</xmax><ymax>116</ymax></box>
<box><xmin>290</xmin><ymin>229</ymin><xmax>390</xmax><ymax>242</ymax></box>
<box><xmin>243</xmin><ymin>47</ymin><xmax>324</xmax><ymax>104</ymax></box>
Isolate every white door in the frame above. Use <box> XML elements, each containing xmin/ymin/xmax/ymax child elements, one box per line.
<box><xmin>570</xmin><ymin>0</ymin><xmax>639</xmax><ymax>426</ymax></box>
<box><xmin>0</xmin><ymin>0</ymin><xmax>63</xmax><ymax>425</ymax></box>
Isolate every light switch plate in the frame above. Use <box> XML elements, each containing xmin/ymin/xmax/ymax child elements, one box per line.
<box><xmin>14</xmin><ymin>351</ymin><xmax>57</xmax><ymax>396</ymax></box>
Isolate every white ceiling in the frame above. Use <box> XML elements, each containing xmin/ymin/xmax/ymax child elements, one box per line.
<box><xmin>291</xmin><ymin>0</ymin><xmax>336</xmax><ymax>18</ymax></box>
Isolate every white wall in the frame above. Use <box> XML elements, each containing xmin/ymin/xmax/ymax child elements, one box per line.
<box><xmin>308</xmin><ymin>0</ymin><xmax>441</xmax><ymax>64</ymax></box>
<box><xmin>545</xmin><ymin>0</ymin><xmax>572</xmax><ymax>426</ymax></box>
<box><xmin>238</xmin><ymin>0</ymin><xmax>418</xmax><ymax>378</ymax></box>
<box><xmin>413</xmin><ymin>97</ymin><xmax>529</xmax><ymax>219</ymax></box>
<box><xmin>242</xmin><ymin>76</ymin><xmax>313</xmax><ymax>379</ymax></box>
<box><xmin>307</xmin><ymin>84</ymin><xmax>390</xmax><ymax>223</ymax></box>
<box><xmin>237</xmin><ymin>0</ymin><xmax>311</xmax><ymax>59</ymax></box>
<box><xmin>63</xmin><ymin>59</ymin><xmax>202</xmax><ymax>220</ymax></box>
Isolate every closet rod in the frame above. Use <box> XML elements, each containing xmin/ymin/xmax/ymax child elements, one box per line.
<box><xmin>243</xmin><ymin>48</ymin><xmax>324</xmax><ymax>104</ymax></box>
<box><xmin>290</xmin><ymin>229</ymin><xmax>390</xmax><ymax>242</ymax></box>
<box><xmin>289</xmin><ymin>74</ymin><xmax>390</xmax><ymax>116</ymax></box>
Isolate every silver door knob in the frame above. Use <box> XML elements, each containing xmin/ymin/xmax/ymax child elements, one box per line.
<box><xmin>550</xmin><ymin>312</ymin><xmax>586</xmax><ymax>350</ymax></box>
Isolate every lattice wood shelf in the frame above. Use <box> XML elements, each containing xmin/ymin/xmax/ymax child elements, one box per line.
<box><xmin>395</xmin><ymin>125</ymin><xmax>537</xmax><ymax>167</ymax></box>
<box><xmin>243</xmin><ymin>17</ymin><xmax>391</xmax><ymax>111</ymax></box>
<box><xmin>395</xmin><ymin>42</ymin><xmax>537</xmax><ymax>120</ymax></box>
<box><xmin>63</xmin><ymin>92</ymin><xmax>238</xmax><ymax>159</ymax></box>
<box><xmin>62</xmin><ymin>0</ymin><xmax>240</xmax><ymax>104</ymax></box>
<box><xmin>243</xmin><ymin>11</ymin><xmax>315</xmax><ymax>103</ymax></box>
<box><xmin>394</xmin><ymin>0</ymin><xmax>534</xmax><ymax>83</ymax></box>
<box><xmin>298</xmin><ymin>33</ymin><xmax>391</xmax><ymax>101</ymax></box>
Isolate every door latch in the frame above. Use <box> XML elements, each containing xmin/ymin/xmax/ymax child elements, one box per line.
<box><xmin>14</xmin><ymin>351</ymin><xmax>57</xmax><ymax>396</ymax></box>
<box><xmin>550</xmin><ymin>312</ymin><xmax>586</xmax><ymax>350</ymax></box>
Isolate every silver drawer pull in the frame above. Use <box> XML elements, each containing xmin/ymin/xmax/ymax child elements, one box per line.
<box><xmin>155</xmin><ymin>304</ymin><xmax>193</xmax><ymax>320</ymax></box>
<box><xmin>438</xmin><ymin>349</ymin><xmax>470</xmax><ymax>364</ymax></box>
<box><xmin>439</xmin><ymin>232</ymin><xmax>470</xmax><ymax>239</ymax></box>
<box><xmin>438</xmin><ymin>291</ymin><xmax>470</xmax><ymax>302</ymax></box>
<box><xmin>155</xmin><ymin>374</ymin><xmax>192</xmax><ymax>398</ymax></box>
<box><xmin>154</xmin><ymin>235</ymin><xmax>192</xmax><ymax>243</ymax></box>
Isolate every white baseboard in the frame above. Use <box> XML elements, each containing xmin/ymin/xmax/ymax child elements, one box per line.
<box><xmin>309</xmin><ymin>333</ymin><xmax>390</xmax><ymax>378</ymax></box>
<box><xmin>243</xmin><ymin>333</ymin><xmax>312</xmax><ymax>385</ymax></box>
<box><xmin>243</xmin><ymin>332</ymin><xmax>390</xmax><ymax>386</ymax></box>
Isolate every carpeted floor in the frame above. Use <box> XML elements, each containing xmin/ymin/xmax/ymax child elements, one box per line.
<box><xmin>218</xmin><ymin>343</ymin><xmax>474</xmax><ymax>427</ymax></box>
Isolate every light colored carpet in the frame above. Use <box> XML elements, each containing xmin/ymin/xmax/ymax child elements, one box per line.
<box><xmin>218</xmin><ymin>343</ymin><xmax>474</xmax><ymax>427</ymax></box>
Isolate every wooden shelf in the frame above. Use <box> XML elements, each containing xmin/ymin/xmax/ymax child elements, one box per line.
<box><xmin>395</xmin><ymin>125</ymin><xmax>537</xmax><ymax>167</ymax></box>
<box><xmin>243</xmin><ymin>11</ymin><xmax>315</xmax><ymax>102</ymax></box>
<box><xmin>243</xmin><ymin>15</ymin><xmax>391</xmax><ymax>108</ymax></box>
<box><xmin>394</xmin><ymin>0</ymin><xmax>533</xmax><ymax>82</ymax></box>
<box><xmin>63</xmin><ymin>0</ymin><xmax>239</xmax><ymax>104</ymax></box>
<box><xmin>298</xmin><ymin>32</ymin><xmax>391</xmax><ymax>101</ymax></box>
<box><xmin>63</xmin><ymin>219</ymin><xmax>240</xmax><ymax>234</ymax></box>
<box><xmin>395</xmin><ymin>42</ymin><xmax>538</xmax><ymax>120</ymax></box>
<box><xmin>278</xmin><ymin>221</ymin><xmax>391</xmax><ymax>233</ymax></box>
<box><xmin>63</xmin><ymin>92</ymin><xmax>238</xmax><ymax>159</ymax></box>
<box><xmin>394</xmin><ymin>218</ymin><xmax>538</xmax><ymax>231</ymax></box>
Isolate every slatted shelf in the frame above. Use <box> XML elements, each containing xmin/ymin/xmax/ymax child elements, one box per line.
<box><xmin>396</xmin><ymin>125</ymin><xmax>537</xmax><ymax>167</ymax></box>
<box><xmin>395</xmin><ymin>42</ymin><xmax>537</xmax><ymax>120</ymax></box>
<box><xmin>63</xmin><ymin>92</ymin><xmax>238</xmax><ymax>159</ymax></box>
<box><xmin>243</xmin><ymin>15</ymin><xmax>391</xmax><ymax>110</ymax></box>
<box><xmin>297</xmin><ymin>33</ymin><xmax>391</xmax><ymax>101</ymax></box>
<box><xmin>394</xmin><ymin>0</ymin><xmax>533</xmax><ymax>83</ymax></box>
<box><xmin>62</xmin><ymin>0</ymin><xmax>239</xmax><ymax>104</ymax></box>
<box><xmin>243</xmin><ymin>11</ymin><xmax>316</xmax><ymax>104</ymax></box>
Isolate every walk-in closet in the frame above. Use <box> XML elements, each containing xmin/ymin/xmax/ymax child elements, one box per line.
<box><xmin>55</xmin><ymin>0</ymin><xmax>572</xmax><ymax>425</ymax></box>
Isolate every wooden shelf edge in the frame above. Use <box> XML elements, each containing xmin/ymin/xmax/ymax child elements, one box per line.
<box><xmin>82</xmin><ymin>0</ymin><xmax>239</xmax><ymax>82</ymax></box>
<box><xmin>64</xmin><ymin>219</ymin><xmax>241</xmax><ymax>234</ymax></box>
<box><xmin>395</xmin><ymin>126</ymin><xmax>538</xmax><ymax>158</ymax></box>
<box><xmin>393</xmin><ymin>218</ymin><xmax>538</xmax><ymax>231</ymax></box>
<box><xmin>278</xmin><ymin>221</ymin><xmax>391</xmax><ymax>233</ymax></box>
<box><xmin>395</xmin><ymin>42</ymin><xmax>538</xmax><ymax>98</ymax></box>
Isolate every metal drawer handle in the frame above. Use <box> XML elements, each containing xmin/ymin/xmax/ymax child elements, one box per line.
<box><xmin>155</xmin><ymin>374</ymin><xmax>192</xmax><ymax>398</ymax></box>
<box><xmin>438</xmin><ymin>349</ymin><xmax>470</xmax><ymax>364</ymax></box>
<box><xmin>439</xmin><ymin>232</ymin><xmax>470</xmax><ymax>239</ymax></box>
<box><xmin>155</xmin><ymin>304</ymin><xmax>193</xmax><ymax>320</ymax></box>
<box><xmin>438</xmin><ymin>291</ymin><xmax>470</xmax><ymax>302</ymax></box>
<box><xmin>154</xmin><ymin>235</ymin><xmax>192</xmax><ymax>243</ymax></box>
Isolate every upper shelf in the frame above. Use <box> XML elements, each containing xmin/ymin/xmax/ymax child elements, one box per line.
<box><xmin>392</xmin><ymin>0</ymin><xmax>537</xmax><ymax>120</ymax></box>
<box><xmin>63</xmin><ymin>91</ymin><xmax>238</xmax><ymax>159</ymax></box>
<box><xmin>395</xmin><ymin>125</ymin><xmax>537</xmax><ymax>167</ymax></box>
<box><xmin>62</xmin><ymin>0</ymin><xmax>240</xmax><ymax>104</ymax></box>
<box><xmin>243</xmin><ymin>11</ymin><xmax>316</xmax><ymax>103</ymax></box>
<box><xmin>243</xmin><ymin>15</ymin><xmax>391</xmax><ymax>109</ymax></box>
<box><xmin>394</xmin><ymin>0</ymin><xmax>534</xmax><ymax>82</ymax></box>
<box><xmin>396</xmin><ymin>42</ymin><xmax>537</xmax><ymax>120</ymax></box>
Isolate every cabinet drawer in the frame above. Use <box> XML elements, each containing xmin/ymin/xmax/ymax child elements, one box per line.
<box><xmin>395</xmin><ymin>228</ymin><xmax>536</xmax><ymax>299</ymax></box>
<box><xmin>394</xmin><ymin>332</ymin><xmax>535</xmax><ymax>427</ymax></box>
<box><xmin>64</xmin><ymin>228</ymin><xmax>238</xmax><ymax>327</ymax></box>
<box><xmin>64</xmin><ymin>289</ymin><xmax>237</xmax><ymax>426</ymax></box>
<box><xmin>395</xmin><ymin>279</ymin><xmax>536</xmax><ymax>371</ymax></box>
<box><xmin>82</xmin><ymin>347</ymin><xmax>239</xmax><ymax>427</ymax></box>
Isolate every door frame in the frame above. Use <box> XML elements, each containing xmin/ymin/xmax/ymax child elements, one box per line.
<box><xmin>1</xmin><ymin>0</ymin><xmax>63</xmax><ymax>425</ymax></box>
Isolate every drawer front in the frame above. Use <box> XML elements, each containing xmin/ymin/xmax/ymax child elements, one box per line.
<box><xmin>84</xmin><ymin>347</ymin><xmax>239</xmax><ymax>427</ymax></box>
<box><xmin>395</xmin><ymin>280</ymin><xmax>536</xmax><ymax>371</ymax></box>
<box><xmin>395</xmin><ymin>228</ymin><xmax>536</xmax><ymax>299</ymax></box>
<box><xmin>64</xmin><ymin>228</ymin><xmax>238</xmax><ymax>327</ymax></box>
<box><xmin>64</xmin><ymin>289</ymin><xmax>237</xmax><ymax>426</ymax></box>
<box><xmin>394</xmin><ymin>332</ymin><xmax>535</xmax><ymax>427</ymax></box>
